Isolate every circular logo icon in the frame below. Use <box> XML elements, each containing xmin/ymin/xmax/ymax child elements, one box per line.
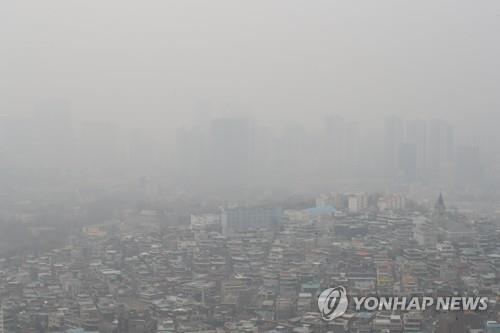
<box><xmin>318</xmin><ymin>286</ymin><xmax>348</xmax><ymax>321</ymax></box>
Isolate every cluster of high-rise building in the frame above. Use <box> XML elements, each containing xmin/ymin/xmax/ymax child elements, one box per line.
<box><xmin>173</xmin><ymin>114</ymin><xmax>488</xmax><ymax>196</ymax></box>
<box><xmin>0</xmin><ymin>101</ymin><xmax>491</xmax><ymax>200</ymax></box>
<box><xmin>0</xmin><ymin>102</ymin><xmax>169</xmax><ymax>190</ymax></box>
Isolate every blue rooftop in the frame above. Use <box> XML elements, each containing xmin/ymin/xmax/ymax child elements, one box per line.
<box><xmin>305</xmin><ymin>205</ymin><xmax>336</xmax><ymax>216</ymax></box>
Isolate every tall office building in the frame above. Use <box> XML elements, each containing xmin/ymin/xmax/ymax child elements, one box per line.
<box><xmin>406</xmin><ymin>119</ymin><xmax>427</xmax><ymax>179</ymax></box>
<box><xmin>252</xmin><ymin>125</ymin><xmax>279</xmax><ymax>187</ymax></box>
<box><xmin>221</xmin><ymin>205</ymin><xmax>282</xmax><ymax>236</ymax></box>
<box><xmin>175</xmin><ymin>125</ymin><xmax>206</xmax><ymax>188</ymax></box>
<box><xmin>384</xmin><ymin>116</ymin><xmax>405</xmax><ymax>178</ymax></box>
<box><xmin>324</xmin><ymin>115</ymin><xmax>346</xmax><ymax>178</ymax></box>
<box><xmin>210</xmin><ymin>117</ymin><xmax>255</xmax><ymax>190</ymax></box>
<box><xmin>324</xmin><ymin>115</ymin><xmax>361</xmax><ymax>180</ymax></box>
<box><xmin>398</xmin><ymin>143</ymin><xmax>417</xmax><ymax>182</ymax></box>
<box><xmin>427</xmin><ymin>119</ymin><xmax>454</xmax><ymax>182</ymax></box>
<box><xmin>280</xmin><ymin>122</ymin><xmax>315</xmax><ymax>189</ymax></box>
<box><xmin>344</xmin><ymin>121</ymin><xmax>361</xmax><ymax>177</ymax></box>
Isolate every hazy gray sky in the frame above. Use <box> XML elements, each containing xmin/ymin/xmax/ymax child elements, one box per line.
<box><xmin>2</xmin><ymin>1</ymin><xmax>500</xmax><ymax>142</ymax></box>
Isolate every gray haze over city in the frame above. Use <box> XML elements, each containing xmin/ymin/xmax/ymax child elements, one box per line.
<box><xmin>1</xmin><ymin>2</ymin><xmax>500</xmax><ymax>333</ymax></box>
<box><xmin>2</xmin><ymin>1</ymin><xmax>500</xmax><ymax>194</ymax></box>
